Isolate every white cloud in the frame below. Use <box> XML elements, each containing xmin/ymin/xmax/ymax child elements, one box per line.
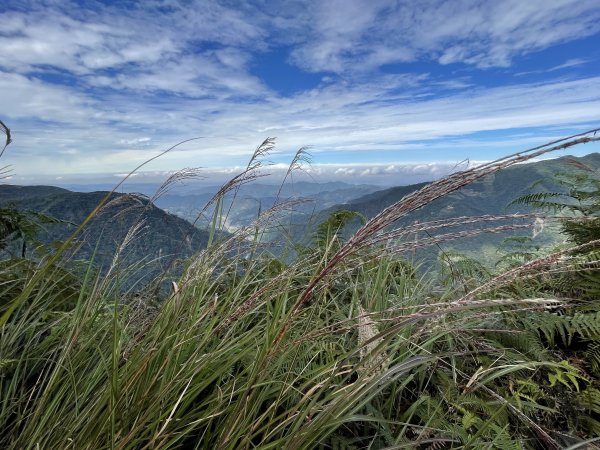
<box><xmin>288</xmin><ymin>0</ymin><xmax>600</xmax><ymax>72</ymax></box>
<box><xmin>89</xmin><ymin>54</ymin><xmax>267</xmax><ymax>98</ymax></box>
<box><xmin>548</xmin><ymin>58</ymin><xmax>591</xmax><ymax>72</ymax></box>
<box><xmin>3</xmin><ymin>0</ymin><xmax>597</xmax><ymax>88</ymax></box>
<box><xmin>117</xmin><ymin>137</ymin><xmax>152</xmax><ymax>146</ymax></box>
<box><xmin>0</xmin><ymin>11</ymin><xmax>132</xmax><ymax>74</ymax></box>
<box><xmin>0</xmin><ymin>1</ymin><xmax>267</xmax><ymax>97</ymax></box>
<box><xmin>1</xmin><ymin>0</ymin><xmax>599</xmax><ymax>177</ymax></box>
<box><xmin>0</xmin><ymin>71</ymin><xmax>98</xmax><ymax>122</ymax></box>
<box><xmin>3</xmin><ymin>70</ymin><xmax>600</xmax><ymax>175</ymax></box>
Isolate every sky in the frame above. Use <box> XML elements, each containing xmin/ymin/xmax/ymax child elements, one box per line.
<box><xmin>1</xmin><ymin>0</ymin><xmax>600</xmax><ymax>186</ymax></box>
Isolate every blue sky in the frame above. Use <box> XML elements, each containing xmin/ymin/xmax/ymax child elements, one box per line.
<box><xmin>1</xmin><ymin>0</ymin><xmax>600</xmax><ymax>185</ymax></box>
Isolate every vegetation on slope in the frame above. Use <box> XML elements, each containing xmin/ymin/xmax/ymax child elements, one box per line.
<box><xmin>0</xmin><ymin>185</ymin><xmax>214</xmax><ymax>289</ymax></box>
<box><xmin>2</xmin><ymin>124</ymin><xmax>600</xmax><ymax>449</ymax></box>
<box><xmin>293</xmin><ymin>153</ymin><xmax>600</xmax><ymax>263</ymax></box>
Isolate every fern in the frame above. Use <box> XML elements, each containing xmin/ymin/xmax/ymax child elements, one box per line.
<box><xmin>586</xmin><ymin>342</ymin><xmax>600</xmax><ymax>376</ymax></box>
<box><xmin>438</xmin><ymin>250</ymin><xmax>492</xmax><ymax>293</ymax></box>
<box><xmin>576</xmin><ymin>387</ymin><xmax>600</xmax><ymax>437</ymax></box>
<box><xmin>509</xmin><ymin>191</ymin><xmax>573</xmax><ymax>212</ymax></box>
<box><xmin>533</xmin><ymin>312</ymin><xmax>571</xmax><ymax>347</ymax></box>
<box><xmin>548</xmin><ymin>361</ymin><xmax>587</xmax><ymax>392</ymax></box>
<box><xmin>485</xmin><ymin>424</ymin><xmax>522</xmax><ymax>450</ymax></box>
<box><xmin>571</xmin><ymin>311</ymin><xmax>600</xmax><ymax>341</ymax></box>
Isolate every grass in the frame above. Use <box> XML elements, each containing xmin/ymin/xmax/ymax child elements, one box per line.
<box><xmin>1</xmin><ymin>127</ymin><xmax>600</xmax><ymax>448</ymax></box>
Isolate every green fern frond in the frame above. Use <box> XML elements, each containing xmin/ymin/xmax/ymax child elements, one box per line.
<box><xmin>577</xmin><ymin>416</ymin><xmax>600</xmax><ymax>438</ymax></box>
<box><xmin>315</xmin><ymin>209</ymin><xmax>366</xmax><ymax>249</ymax></box>
<box><xmin>509</xmin><ymin>191</ymin><xmax>569</xmax><ymax>210</ymax></box>
<box><xmin>585</xmin><ymin>342</ymin><xmax>600</xmax><ymax>376</ymax></box>
<box><xmin>571</xmin><ymin>311</ymin><xmax>600</xmax><ymax>340</ymax></box>
<box><xmin>576</xmin><ymin>387</ymin><xmax>600</xmax><ymax>437</ymax></box>
<box><xmin>578</xmin><ymin>387</ymin><xmax>600</xmax><ymax>413</ymax></box>
<box><xmin>535</xmin><ymin>313</ymin><xmax>571</xmax><ymax>347</ymax></box>
<box><xmin>483</xmin><ymin>327</ymin><xmax>547</xmax><ymax>357</ymax></box>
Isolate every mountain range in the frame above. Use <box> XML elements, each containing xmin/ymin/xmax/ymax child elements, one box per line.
<box><xmin>152</xmin><ymin>181</ymin><xmax>381</xmax><ymax>231</ymax></box>
<box><xmin>2</xmin><ymin>152</ymin><xmax>599</xmax><ymax>277</ymax></box>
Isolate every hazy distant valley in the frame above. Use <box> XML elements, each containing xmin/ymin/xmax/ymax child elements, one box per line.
<box><xmin>153</xmin><ymin>181</ymin><xmax>382</xmax><ymax>231</ymax></box>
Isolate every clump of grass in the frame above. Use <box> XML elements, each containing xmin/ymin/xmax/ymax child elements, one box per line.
<box><xmin>1</xmin><ymin>127</ymin><xmax>600</xmax><ymax>449</ymax></box>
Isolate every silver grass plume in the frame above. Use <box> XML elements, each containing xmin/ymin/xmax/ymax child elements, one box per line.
<box><xmin>357</xmin><ymin>305</ymin><xmax>389</xmax><ymax>376</ymax></box>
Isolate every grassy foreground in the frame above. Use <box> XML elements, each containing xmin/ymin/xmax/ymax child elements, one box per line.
<box><xmin>2</xmin><ymin>130</ymin><xmax>600</xmax><ymax>449</ymax></box>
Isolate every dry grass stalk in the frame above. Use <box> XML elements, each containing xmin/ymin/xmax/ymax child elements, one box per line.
<box><xmin>221</xmin><ymin>138</ymin><xmax>275</xmax><ymax>226</ymax></box>
<box><xmin>151</xmin><ymin>167</ymin><xmax>204</xmax><ymax>203</ymax></box>
<box><xmin>363</xmin><ymin>213</ymin><xmax>552</xmax><ymax>247</ymax></box>
<box><xmin>97</xmin><ymin>192</ymin><xmax>146</xmax><ymax>218</ymax></box>
<box><xmin>0</xmin><ymin>165</ymin><xmax>13</xmax><ymax>180</ymax></box>
<box><xmin>458</xmin><ymin>238</ymin><xmax>600</xmax><ymax>303</ymax></box>
<box><xmin>563</xmin><ymin>156</ymin><xmax>595</xmax><ymax>172</ymax></box>
<box><xmin>285</xmin><ymin>297</ymin><xmax>565</xmax><ymax>357</ymax></box>
<box><xmin>189</xmin><ymin>166</ymin><xmax>267</xmax><ymax>228</ymax></box>
<box><xmin>0</xmin><ymin>119</ymin><xmax>12</xmax><ymax>179</ymax></box>
<box><xmin>154</xmin><ymin>162</ymin><xmax>271</xmax><ymax>288</ymax></box>
<box><xmin>275</xmin><ymin>146</ymin><xmax>313</xmax><ymax>199</ymax></box>
<box><xmin>0</xmin><ymin>119</ymin><xmax>11</xmax><ymax>159</ymax></box>
<box><xmin>219</xmin><ymin>197</ymin><xmax>311</xmax><ymax>260</ymax></box>
<box><xmin>247</xmin><ymin>137</ymin><xmax>276</xmax><ymax>170</ymax></box>
<box><xmin>97</xmin><ymin>169</ymin><xmax>204</xmax><ymax>274</ymax></box>
<box><xmin>383</xmin><ymin>223</ymin><xmax>535</xmax><ymax>254</ymax></box>
<box><xmin>103</xmin><ymin>220</ymin><xmax>149</xmax><ymax>281</ymax></box>
<box><xmin>157</xmin><ymin>141</ymin><xmax>309</xmax><ymax>291</ymax></box>
<box><xmin>243</xmin><ymin>197</ymin><xmax>310</xmax><ymax>234</ymax></box>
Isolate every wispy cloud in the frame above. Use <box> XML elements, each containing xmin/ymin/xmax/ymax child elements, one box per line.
<box><xmin>548</xmin><ymin>58</ymin><xmax>592</xmax><ymax>72</ymax></box>
<box><xmin>3</xmin><ymin>69</ymin><xmax>600</xmax><ymax>174</ymax></box>
<box><xmin>288</xmin><ymin>0</ymin><xmax>600</xmax><ymax>72</ymax></box>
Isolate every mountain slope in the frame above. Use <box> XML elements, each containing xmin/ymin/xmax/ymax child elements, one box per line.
<box><xmin>291</xmin><ymin>154</ymin><xmax>600</xmax><ymax>260</ymax></box>
<box><xmin>0</xmin><ymin>185</ymin><xmax>211</xmax><ymax>281</ymax></box>
<box><xmin>330</xmin><ymin>155</ymin><xmax>600</xmax><ymax>219</ymax></box>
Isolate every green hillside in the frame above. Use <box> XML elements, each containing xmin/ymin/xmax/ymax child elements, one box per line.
<box><xmin>0</xmin><ymin>185</ymin><xmax>211</xmax><ymax>283</ymax></box>
<box><xmin>324</xmin><ymin>154</ymin><xmax>600</xmax><ymax>223</ymax></box>
<box><xmin>292</xmin><ymin>154</ymin><xmax>600</xmax><ymax>262</ymax></box>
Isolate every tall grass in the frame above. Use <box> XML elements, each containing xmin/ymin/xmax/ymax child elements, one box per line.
<box><xmin>1</xmin><ymin>128</ymin><xmax>600</xmax><ymax>449</ymax></box>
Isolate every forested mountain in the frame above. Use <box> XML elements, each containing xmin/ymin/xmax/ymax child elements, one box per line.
<box><xmin>291</xmin><ymin>153</ymin><xmax>600</xmax><ymax>259</ymax></box>
<box><xmin>322</xmin><ymin>154</ymin><xmax>600</xmax><ymax>222</ymax></box>
<box><xmin>0</xmin><ymin>185</ymin><xmax>211</xmax><ymax>280</ymax></box>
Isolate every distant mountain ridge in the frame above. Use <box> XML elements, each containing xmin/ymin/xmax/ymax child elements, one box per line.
<box><xmin>288</xmin><ymin>153</ymin><xmax>600</xmax><ymax>259</ymax></box>
<box><xmin>328</xmin><ymin>153</ymin><xmax>600</xmax><ymax>219</ymax></box>
<box><xmin>4</xmin><ymin>153</ymin><xmax>600</xmax><ymax>274</ymax></box>
<box><xmin>0</xmin><ymin>185</ymin><xmax>211</xmax><ymax>281</ymax></box>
